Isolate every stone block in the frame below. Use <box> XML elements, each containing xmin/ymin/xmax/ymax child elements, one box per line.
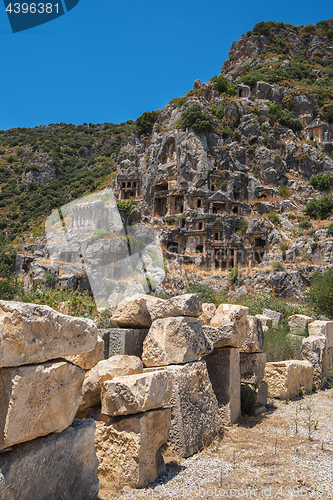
<box><xmin>0</xmin><ymin>419</ymin><xmax>99</xmax><ymax>500</ymax></box>
<box><xmin>308</xmin><ymin>320</ymin><xmax>333</xmax><ymax>348</ymax></box>
<box><xmin>265</xmin><ymin>360</ymin><xmax>313</xmax><ymax>399</ymax></box>
<box><xmin>95</xmin><ymin>408</ymin><xmax>170</xmax><ymax>489</ymax></box>
<box><xmin>203</xmin><ymin>320</ymin><xmax>248</xmax><ymax>349</ymax></box>
<box><xmin>255</xmin><ymin>314</ymin><xmax>272</xmax><ymax>328</ymax></box>
<box><xmin>111</xmin><ymin>294</ymin><xmax>164</xmax><ymax>328</ymax></box>
<box><xmin>240</xmin><ymin>315</ymin><xmax>264</xmax><ymax>353</ymax></box>
<box><xmin>205</xmin><ymin>348</ymin><xmax>240</xmax><ymax>425</ymax></box>
<box><xmin>0</xmin><ymin>361</ymin><xmax>84</xmax><ymax>451</ymax></box>
<box><xmin>78</xmin><ymin>355</ymin><xmax>143</xmax><ymax>416</ymax></box>
<box><xmin>257</xmin><ymin>380</ymin><xmax>268</xmax><ymax>406</ymax></box>
<box><xmin>210</xmin><ymin>304</ymin><xmax>248</xmax><ymax>329</ymax></box>
<box><xmin>64</xmin><ymin>337</ymin><xmax>104</xmax><ymax>370</ymax></box>
<box><xmin>145</xmin><ymin>360</ymin><xmax>221</xmax><ymax>457</ymax></box>
<box><xmin>99</xmin><ymin>328</ymin><xmax>148</xmax><ymax>359</ymax></box>
<box><xmin>301</xmin><ymin>335</ymin><xmax>330</xmax><ymax>389</ymax></box>
<box><xmin>0</xmin><ymin>300</ymin><xmax>98</xmax><ymax>368</ymax></box>
<box><xmin>288</xmin><ymin>314</ymin><xmax>314</xmax><ymax>336</ymax></box>
<box><xmin>262</xmin><ymin>309</ymin><xmax>282</xmax><ymax>327</ymax></box>
<box><xmin>149</xmin><ymin>293</ymin><xmax>202</xmax><ymax>321</ymax></box>
<box><xmin>198</xmin><ymin>303</ymin><xmax>217</xmax><ymax>325</ymax></box>
<box><xmin>142</xmin><ymin>316</ymin><xmax>212</xmax><ymax>367</ymax></box>
<box><xmin>240</xmin><ymin>352</ymin><xmax>267</xmax><ymax>385</ymax></box>
<box><xmin>101</xmin><ymin>370</ymin><xmax>173</xmax><ymax>416</ymax></box>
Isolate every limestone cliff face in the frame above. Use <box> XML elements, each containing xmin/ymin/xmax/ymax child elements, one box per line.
<box><xmin>221</xmin><ymin>21</ymin><xmax>333</xmax><ymax>74</ymax></box>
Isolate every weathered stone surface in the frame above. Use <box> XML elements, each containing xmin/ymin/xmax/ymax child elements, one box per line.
<box><xmin>111</xmin><ymin>294</ymin><xmax>164</xmax><ymax>328</ymax></box>
<box><xmin>101</xmin><ymin>370</ymin><xmax>173</xmax><ymax>416</ymax></box>
<box><xmin>95</xmin><ymin>408</ymin><xmax>170</xmax><ymax>488</ymax></box>
<box><xmin>0</xmin><ymin>361</ymin><xmax>84</xmax><ymax>451</ymax></box>
<box><xmin>198</xmin><ymin>303</ymin><xmax>217</xmax><ymax>325</ymax></box>
<box><xmin>240</xmin><ymin>315</ymin><xmax>264</xmax><ymax>353</ymax></box>
<box><xmin>203</xmin><ymin>314</ymin><xmax>248</xmax><ymax>348</ymax></box>
<box><xmin>257</xmin><ymin>380</ymin><xmax>268</xmax><ymax>406</ymax></box>
<box><xmin>78</xmin><ymin>356</ymin><xmax>143</xmax><ymax>416</ymax></box>
<box><xmin>0</xmin><ymin>300</ymin><xmax>98</xmax><ymax>368</ymax></box>
<box><xmin>145</xmin><ymin>360</ymin><xmax>221</xmax><ymax>457</ymax></box>
<box><xmin>288</xmin><ymin>314</ymin><xmax>314</xmax><ymax>336</ymax></box>
<box><xmin>149</xmin><ymin>293</ymin><xmax>202</xmax><ymax>321</ymax></box>
<box><xmin>205</xmin><ymin>348</ymin><xmax>240</xmax><ymax>425</ymax></box>
<box><xmin>301</xmin><ymin>336</ymin><xmax>330</xmax><ymax>389</ymax></box>
<box><xmin>255</xmin><ymin>314</ymin><xmax>273</xmax><ymax>328</ymax></box>
<box><xmin>240</xmin><ymin>352</ymin><xmax>267</xmax><ymax>385</ymax></box>
<box><xmin>308</xmin><ymin>320</ymin><xmax>333</xmax><ymax>348</ymax></box>
<box><xmin>99</xmin><ymin>328</ymin><xmax>148</xmax><ymax>359</ymax></box>
<box><xmin>142</xmin><ymin>316</ymin><xmax>212</xmax><ymax>367</ymax></box>
<box><xmin>64</xmin><ymin>337</ymin><xmax>104</xmax><ymax>370</ymax></box>
<box><xmin>210</xmin><ymin>304</ymin><xmax>248</xmax><ymax>329</ymax></box>
<box><xmin>262</xmin><ymin>309</ymin><xmax>282</xmax><ymax>327</ymax></box>
<box><xmin>265</xmin><ymin>360</ymin><xmax>313</xmax><ymax>399</ymax></box>
<box><xmin>0</xmin><ymin>419</ymin><xmax>99</xmax><ymax>500</ymax></box>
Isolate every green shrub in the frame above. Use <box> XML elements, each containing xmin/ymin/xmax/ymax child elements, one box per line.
<box><xmin>322</xmin><ymin>104</ymin><xmax>333</xmax><ymax>124</ymax></box>
<box><xmin>327</xmin><ymin>223</ymin><xmax>333</xmax><ymax>236</ymax></box>
<box><xmin>135</xmin><ymin>111</ymin><xmax>158</xmax><ymax>136</ymax></box>
<box><xmin>170</xmin><ymin>96</ymin><xmax>187</xmax><ymax>108</ymax></box>
<box><xmin>305</xmin><ymin>269</ymin><xmax>333</xmax><ymax>319</ymax></box>
<box><xmin>229</xmin><ymin>266</ymin><xmax>239</xmax><ymax>283</ymax></box>
<box><xmin>279</xmin><ymin>110</ymin><xmax>303</xmax><ymax>133</ymax></box>
<box><xmin>210</xmin><ymin>75</ymin><xmax>236</xmax><ymax>96</ymax></box>
<box><xmin>116</xmin><ymin>199</ymin><xmax>138</xmax><ymax>215</ymax></box>
<box><xmin>264</xmin><ymin>325</ymin><xmax>300</xmax><ymax>362</ymax></box>
<box><xmin>178</xmin><ymin>104</ymin><xmax>213</xmax><ymax>134</ymax></box>
<box><xmin>310</xmin><ymin>173</ymin><xmax>332</xmax><ymax>191</ymax></box>
<box><xmin>90</xmin><ymin>228</ymin><xmax>110</xmax><ymax>241</ymax></box>
<box><xmin>305</xmin><ymin>196</ymin><xmax>333</xmax><ymax>219</ymax></box>
<box><xmin>279</xmin><ymin>184</ymin><xmax>290</xmax><ymax>197</ymax></box>
<box><xmin>268</xmin><ymin>211</ymin><xmax>280</xmax><ymax>225</ymax></box>
<box><xmin>298</xmin><ymin>220</ymin><xmax>313</xmax><ymax>229</ymax></box>
<box><xmin>238</xmin><ymin>219</ymin><xmax>248</xmax><ymax>235</ymax></box>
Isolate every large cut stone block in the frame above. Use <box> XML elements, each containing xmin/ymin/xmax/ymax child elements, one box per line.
<box><xmin>78</xmin><ymin>355</ymin><xmax>143</xmax><ymax>416</ymax></box>
<box><xmin>145</xmin><ymin>360</ymin><xmax>221</xmax><ymax>457</ymax></box>
<box><xmin>0</xmin><ymin>419</ymin><xmax>99</xmax><ymax>500</ymax></box>
<box><xmin>64</xmin><ymin>337</ymin><xmax>104</xmax><ymax>370</ymax></box>
<box><xmin>265</xmin><ymin>360</ymin><xmax>313</xmax><ymax>399</ymax></box>
<box><xmin>240</xmin><ymin>315</ymin><xmax>264</xmax><ymax>353</ymax></box>
<box><xmin>149</xmin><ymin>293</ymin><xmax>202</xmax><ymax>321</ymax></box>
<box><xmin>262</xmin><ymin>309</ymin><xmax>282</xmax><ymax>327</ymax></box>
<box><xmin>301</xmin><ymin>335</ymin><xmax>330</xmax><ymax>389</ymax></box>
<box><xmin>204</xmin><ymin>348</ymin><xmax>241</xmax><ymax>424</ymax></box>
<box><xmin>142</xmin><ymin>316</ymin><xmax>212</xmax><ymax>367</ymax></box>
<box><xmin>308</xmin><ymin>320</ymin><xmax>333</xmax><ymax>348</ymax></box>
<box><xmin>111</xmin><ymin>294</ymin><xmax>164</xmax><ymax>328</ymax></box>
<box><xmin>0</xmin><ymin>300</ymin><xmax>98</xmax><ymax>368</ymax></box>
<box><xmin>288</xmin><ymin>314</ymin><xmax>314</xmax><ymax>336</ymax></box>
<box><xmin>101</xmin><ymin>370</ymin><xmax>173</xmax><ymax>416</ymax></box>
<box><xmin>95</xmin><ymin>408</ymin><xmax>170</xmax><ymax>489</ymax></box>
<box><xmin>198</xmin><ymin>303</ymin><xmax>217</xmax><ymax>325</ymax></box>
<box><xmin>255</xmin><ymin>314</ymin><xmax>272</xmax><ymax>329</ymax></box>
<box><xmin>210</xmin><ymin>304</ymin><xmax>248</xmax><ymax>329</ymax></box>
<box><xmin>0</xmin><ymin>361</ymin><xmax>84</xmax><ymax>451</ymax></box>
<box><xmin>240</xmin><ymin>352</ymin><xmax>267</xmax><ymax>385</ymax></box>
<box><xmin>99</xmin><ymin>328</ymin><xmax>148</xmax><ymax>359</ymax></box>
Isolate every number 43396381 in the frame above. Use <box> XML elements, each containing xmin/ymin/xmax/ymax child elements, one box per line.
<box><xmin>6</xmin><ymin>3</ymin><xmax>60</xmax><ymax>14</ymax></box>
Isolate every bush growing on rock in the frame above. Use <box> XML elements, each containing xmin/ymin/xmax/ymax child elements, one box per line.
<box><xmin>305</xmin><ymin>268</ymin><xmax>333</xmax><ymax>319</ymax></box>
<box><xmin>135</xmin><ymin>111</ymin><xmax>158</xmax><ymax>136</ymax></box>
<box><xmin>310</xmin><ymin>173</ymin><xmax>332</xmax><ymax>191</ymax></box>
<box><xmin>178</xmin><ymin>104</ymin><xmax>213</xmax><ymax>134</ymax></box>
<box><xmin>305</xmin><ymin>196</ymin><xmax>333</xmax><ymax>219</ymax></box>
<box><xmin>210</xmin><ymin>75</ymin><xmax>236</xmax><ymax>96</ymax></box>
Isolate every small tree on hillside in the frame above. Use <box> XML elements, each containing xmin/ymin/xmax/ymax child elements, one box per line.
<box><xmin>305</xmin><ymin>269</ymin><xmax>333</xmax><ymax>319</ymax></box>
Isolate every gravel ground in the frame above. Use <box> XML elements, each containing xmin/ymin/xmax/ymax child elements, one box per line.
<box><xmin>99</xmin><ymin>387</ymin><xmax>333</xmax><ymax>500</ymax></box>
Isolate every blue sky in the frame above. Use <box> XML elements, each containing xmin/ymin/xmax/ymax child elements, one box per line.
<box><xmin>0</xmin><ymin>0</ymin><xmax>332</xmax><ymax>130</ymax></box>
